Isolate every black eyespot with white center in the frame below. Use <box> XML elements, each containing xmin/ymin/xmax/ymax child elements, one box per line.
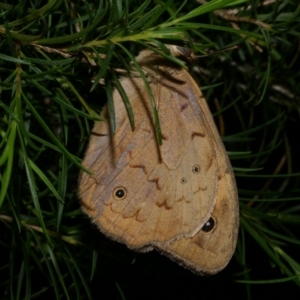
<box><xmin>113</xmin><ymin>187</ymin><xmax>127</xmax><ymax>200</ymax></box>
<box><xmin>192</xmin><ymin>164</ymin><xmax>201</xmax><ymax>174</ymax></box>
<box><xmin>201</xmin><ymin>217</ymin><xmax>215</xmax><ymax>233</ymax></box>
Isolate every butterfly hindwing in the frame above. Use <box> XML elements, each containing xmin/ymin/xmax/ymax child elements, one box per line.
<box><xmin>78</xmin><ymin>46</ymin><xmax>238</xmax><ymax>274</ymax></box>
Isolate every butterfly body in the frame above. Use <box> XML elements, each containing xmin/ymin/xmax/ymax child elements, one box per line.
<box><xmin>79</xmin><ymin>46</ymin><xmax>239</xmax><ymax>274</ymax></box>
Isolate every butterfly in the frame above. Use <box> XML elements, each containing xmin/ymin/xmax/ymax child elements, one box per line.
<box><xmin>78</xmin><ymin>45</ymin><xmax>239</xmax><ymax>274</ymax></box>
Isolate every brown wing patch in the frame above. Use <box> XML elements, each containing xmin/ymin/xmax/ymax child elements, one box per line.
<box><xmin>191</xmin><ymin>132</ymin><xmax>205</xmax><ymax>139</ymax></box>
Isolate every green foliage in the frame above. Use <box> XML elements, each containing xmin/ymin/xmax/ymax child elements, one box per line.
<box><xmin>0</xmin><ymin>0</ymin><xmax>300</xmax><ymax>299</ymax></box>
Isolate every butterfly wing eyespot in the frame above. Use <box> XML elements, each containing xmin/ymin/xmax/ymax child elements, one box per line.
<box><xmin>201</xmin><ymin>217</ymin><xmax>215</xmax><ymax>233</ymax></box>
<box><xmin>180</xmin><ymin>177</ymin><xmax>187</xmax><ymax>184</ymax></box>
<box><xmin>192</xmin><ymin>164</ymin><xmax>201</xmax><ymax>174</ymax></box>
<box><xmin>113</xmin><ymin>187</ymin><xmax>127</xmax><ymax>200</ymax></box>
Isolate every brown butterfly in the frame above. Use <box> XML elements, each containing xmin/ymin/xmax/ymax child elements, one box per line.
<box><xmin>78</xmin><ymin>45</ymin><xmax>239</xmax><ymax>274</ymax></box>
